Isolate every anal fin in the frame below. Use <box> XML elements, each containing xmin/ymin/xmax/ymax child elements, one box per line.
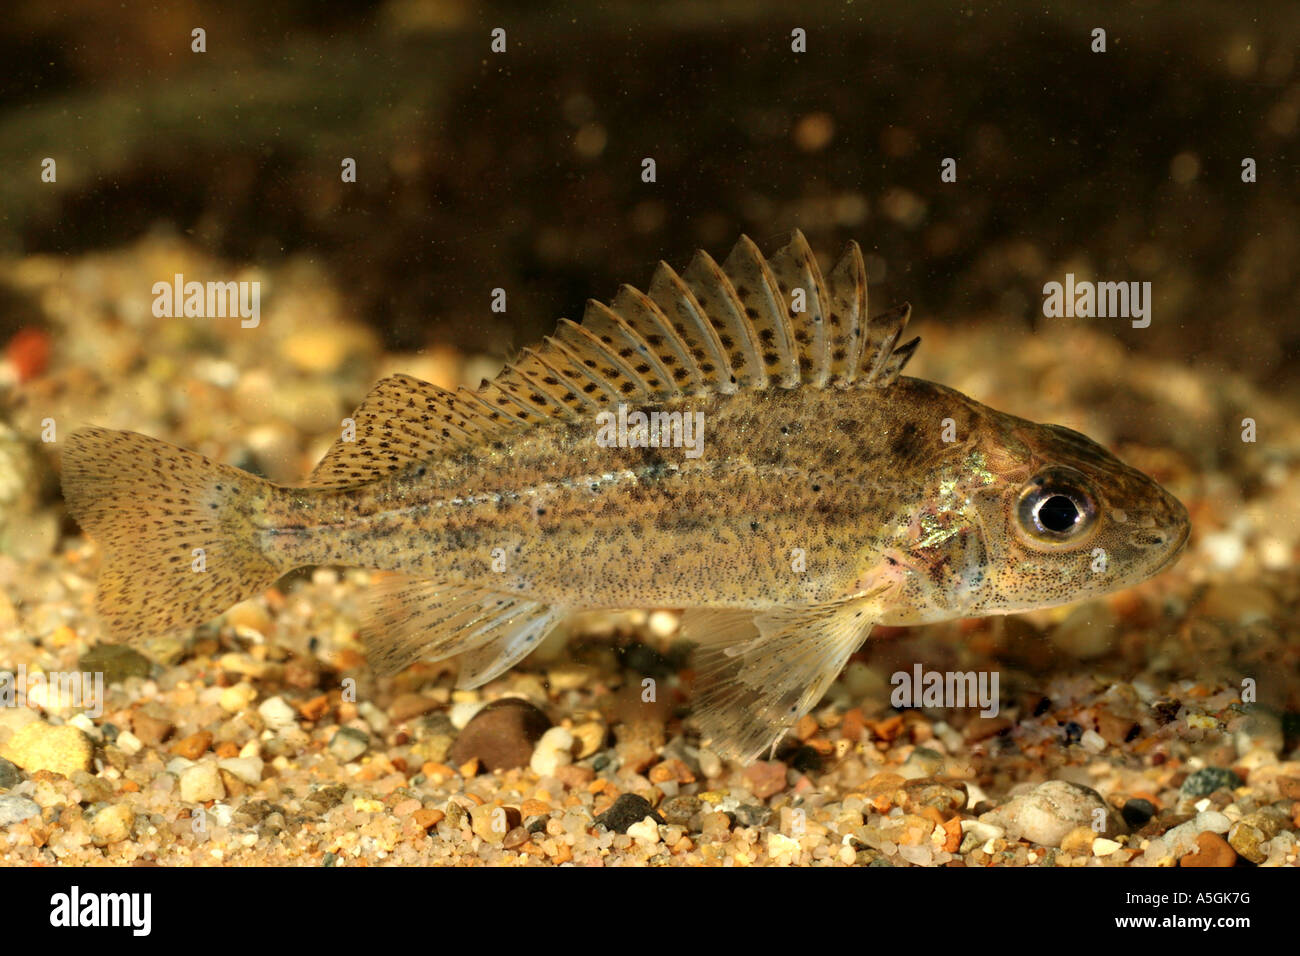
<box><xmin>682</xmin><ymin>595</ymin><xmax>881</xmax><ymax>763</ymax></box>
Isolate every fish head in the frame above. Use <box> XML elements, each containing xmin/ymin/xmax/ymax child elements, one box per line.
<box><xmin>958</xmin><ymin>414</ymin><xmax>1190</xmax><ymax>616</ymax></box>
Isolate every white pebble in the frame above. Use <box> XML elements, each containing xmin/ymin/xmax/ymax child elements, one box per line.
<box><xmin>114</xmin><ymin>730</ymin><xmax>143</xmax><ymax>756</ymax></box>
<box><xmin>530</xmin><ymin>727</ymin><xmax>574</xmax><ymax>777</ymax></box>
<box><xmin>1195</xmin><ymin>810</ymin><xmax>1232</xmax><ymax>834</ymax></box>
<box><xmin>1080</xmin><ymin>729</ymin><xmax>1107</xmax><ymax>753</ymax></box>
<box><xmin>179</xmin><ymin>761</ymin><xmax>225</xmax><ymax>803</ymax></box>
<box><xmin>217</xmin><ymin>756</ymin><xmax>264</xmax><ymax>785</ymax></box>
<box><xmin>449</xmin><ymin>700</ymin><xmax>485</xmax><ymax>730</ymax></box>
<box><xmin>1092</xmin><ymin>837</ymin><xmax>1122</xmax><ymax>856</ymax></box>
<box><xmin>257</xmin><ymin>696</ymin><xmax>298</xmax><ymax>733</ymax></box>
<box><xmin>626</xmin><ymin>817</ymin><xmax>661</xmax><ymax>845</ymax></box>
<box><xmin>960</xmin><ymin>819</ymin><xmax>1005</xmax><ymax>842</ymax></box>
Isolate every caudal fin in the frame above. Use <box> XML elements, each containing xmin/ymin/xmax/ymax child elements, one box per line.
<box><xmin>61</xmin><ymin>427</ymin><xmax>285</xmax><ymax>643</ymax></box>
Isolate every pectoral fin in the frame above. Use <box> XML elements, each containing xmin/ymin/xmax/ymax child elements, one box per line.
<box><xmin>682</xmin><ymin>596</ymin><xmax>880</xmax><ymax>763</ymax></box>
<box><xmin>362</xmin><ymin>572</ymin><xmax>563</xmax><ymax>685</ymax></box>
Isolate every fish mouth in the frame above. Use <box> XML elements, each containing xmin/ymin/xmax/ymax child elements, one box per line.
<box><xmin>1151</xmin><ymin>521</ymin><xmax>1190</xmax><ymax>574</ymax></box>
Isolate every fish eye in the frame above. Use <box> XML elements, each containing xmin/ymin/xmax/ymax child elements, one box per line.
<box><xmin>1016</xmin><ymin>469</ymin><xmax>1097</xmax><ymax>544</ymax></box>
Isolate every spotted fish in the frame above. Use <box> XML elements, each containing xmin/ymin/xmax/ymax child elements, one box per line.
<box><xmin>61</xmin><ymin>231</ymin><xmax>1190</xmax><ymax>762</ymax></box>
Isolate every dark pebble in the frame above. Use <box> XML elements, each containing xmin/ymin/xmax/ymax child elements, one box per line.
<box><xmin>0</xmin><ymin>757</ymin><xmax>21</xmax><ymax>790</ymax></box>
<box><xmin>731</xmin><ymin>804</ymin><xmax>773</xmax><ymax>828</ymax></box>
<box><xmin>448</xmin><ymin>698</ymin><xmax>552</xmax><ymax>772</ymax></box>
<box><xmin>1181</xmin><ymin>767</ymin><xmax>1244</xmax><ymax>798</ymax></box>
<box><xmin>659</xmin><ymin>794</ymin><xmax>702</xmax><ymax>827</ymax></box>
<box><xmin>594</xmin><ymin>794</ymin><xmax>664</xmax><ymax>833</ymax></box>
<box><xmin>789</xmin><ymin>745</ymin><xmax>823</xmax><ymax>774</ymax></box>
<box><xmin>1121</xmin><ymin>798</ymin><xmax>1157</xmax><ymax>828</ymax></box>
<box><xmin>78</xmin><ymin>644</ymin><xmax>153</xmax><ymax>685</ymax></box>
<box><xmin>1062</xmin><ymin>721</ymin><xmax>1084</xmax><ymax>744</ymax></box>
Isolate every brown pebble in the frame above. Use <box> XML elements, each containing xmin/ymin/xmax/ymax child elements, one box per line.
<box><xmin>389</xmin><ymin>693</ymin><xmax>439</xmax><ymax>723</ymax></box>
<box><xmin>520</xmin><ymin>798</ymin><xmax>552</xmax><ymax>817</ymax></box>
<box><xmin>215</xmin><ymin>741</ymin><xmax>240</xmax><ymax>759</ymax></box>
<box><xmin>412</xmin><ymin>808</ymin><xmax>445</xmax><ymax>830</ymax></box>
<box><xmin>1276</xmin><ymin>776</ymin><xmax>1300</xmax><ymax>801</ymax></box>
<box><xmin>840</xmin><ymin>708</ymin><xmax>867</xmax><ymax>742</ymax></box>
<box><xmin>503</xmin><ymin>826</ymin><xmax>530</xmax><ymax>849</ymax></box>
<box><xmin>742</xmin><ymin>760</ymin><xmax>787</xmax><ymax>800</ymax></box>
<box><xmin>964</xmin><ymin>716</ymin><xmax>1013</xmax><ymax>741</ymax></box>
<box><xmin>297</xmin><ymin>695</ymin><xmax>331</xmax><ymax>722</ymax></box>
<box><xmin>283</xmin><ymin>656</ymin><xmax>321</xmax><ymax>690</ymax></box>
<box><xmin>170</xmin><ymin>731</ymin><xmax>213</xmax><ymax>761</ymax></box>
<box><xmin>131</xmin><ymin>708</ymin><xmax>174</xmax><ymax>747</ymax></box>
<box><xmin>794</xmin><ymin>714</ymin><xmax>820</xmax><ymax>741</ymax></box>
<box><xmin>447</xmin><ymin>698</ymin><xmax>551</xmax><ymax>772</ymax></box>
<box><xmin>555</xmin><ymin>764</ymin><xmax>596</xmax><ymax>789</ymax></box>
<box><xmin>1180</xmin><ymin>831</ymin><xmax>1237</xmax><ymax>867</ymax></box>
<box><xmin>1095</xmin><ymin>707</ymin><xmax>1139</xmax><ymax>745</ymax></box>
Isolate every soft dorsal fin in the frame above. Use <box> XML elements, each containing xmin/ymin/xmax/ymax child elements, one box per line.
<box><xmin>306</xmin><ymin>232</ymin><xmax>920</xmax><ymax>487</ymax></box>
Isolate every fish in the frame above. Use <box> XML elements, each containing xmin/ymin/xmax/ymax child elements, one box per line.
<box><xmin>61</xmin><ymin>231</ymin><xmax>1190</xmax><ymax>763</ymax></box>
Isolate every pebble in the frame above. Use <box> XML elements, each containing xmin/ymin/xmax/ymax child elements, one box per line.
<box><xmin>659</xmin><ymin>794</ymin><xmax>702</xmax><ymax>827</ymax></box>
<box><xmin>0</xmin><ymin>756</ymin><xmax>20</xmax><ymax>789</ymax></box>
<box><xmin>0</xmin><ymin>722</ymin><xmax>94</xmax><ymax>777</ymax></box>
<box><xmin>469</xmin><ymin>804</ymin><xmax>523</xmax><ymax>844</ymax></box>
<box><xmin>0</xmin><ymin>793</ymin><xmax>40</xmax><ymax>826</ymax></box>
<box><xmin>595</xmin><ymin>794</ymin><xmax>664</xmax><ymax>834</ymax></box>
<box><xmin>530</xmin><ymin>727</ymin><xmax>574</xmax><ymax>777</ymax></box>
<box><xmin>219</xmin><ymin>682</ymin><xmax>257</xmax><ymax>713</ymax></box>
<box><xmin>257</xmin><ymin>696</ymin><xmax>299</xmax><ymax>733</ymax></box>
<box><xmin>77</xmin><ymin>644</ymin><xmax>152</xmax><ymax>685</ymax></box>
<box><xmin>980</xmin><ymin>780</ymin><xmax>1121</xmax><ymax>846</ymax></box>
<box><xmin>114</xmin><ymin>730</ymin><xmax>143</xmax><ymax>757</ymax></box>
<box><xmin>130</xmin><ymin>708</ymin><xmax>173</xmax><ymax>746</ymax></box>
<box><xmin>570</xmin><ymin>721</ymin><xmax>606</xmax><ymax>759</ymax></box>
<box><xmin>179</xmin><ymin>762</ymin><xmax>226</xmax><ymax>803</ymax></box>
<box><xmin>448</xmin><ymin>698</ymin><xmax>551</xmax><ymax>772</ymax></box>
<box><xmin>1121</xmin><ymin>797</ymin><xmax>1157</xmax><ymax>829</ymax></box>
<box><xmin>1092</xmin><ymin>837</ymin><xmax>1122</xmax><ymax>856</ymax></box>
<box><xmin>90</xmin><ymin>803</ymin><xmax>134</xmax><ymax>845</ymax></box>
<box><xmin>389</xmin><ymin>693</ymin><xmax>439</xmax><ymax>723</ymax></box>
<box><xmin>742</xmin><ymin>760</ymin><xmax>788</xmax><ymax>800</ymax></box>
<box><xmin>732</xmin><ymin>804</ymin><xmax>773</xmax><ymax>828</ymax></box>
<box><xmin>171</xmin><ymin>731</ymin><xmax>213</xmax><ymax>761</ymax></box>
<box><xmin>697</xmin><ymin>749</ymin><xmax>723</xmax><ymax>780</ymax></box>
<box><xmin>1179</xmin><ymin>831</ymin><xmax>1237</xmax><ymax>867</ymax></box>
<box><xmin>329</xmin><ymin>727</ymin><xmax>370</xmax><ymax>763</ymax></box>
<box><xmin>71</xmin><ymin>770</ymin><xmax>113</xmax><ymax>803</ymax></box>
<box><xmin>1181</xmin><ymin>767</ymin><xmax>1243</xmax><ymax>798</ymax></box>
<box><xmin>1227</xmin><ymin>808</ymin><xmax>1288</xmax><ymax>863</ymax></box>
<box><xmin>626</xmin><ymin>818</ymin><xmax>661</xmax><ymax>845</ymax></box>
<box><xmin>217</xmin><ymin>757</ymin><xmax>264</xmax><ymax>785</ymax></box>
<box><xmin>900</xmin><ymin>747</ymin><xmax>945</xmax><ymax>778</ymax></box>
<box><xmin>448</xmin><ymin>700</ymin><xmax>486</xmax><ymax>730</ymax></box>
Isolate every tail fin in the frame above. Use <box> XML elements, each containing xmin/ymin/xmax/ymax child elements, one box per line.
<box><xmin>61</xmin><ymin>427</ymin><xmax>285</xmax><ymax>643</ymax></box>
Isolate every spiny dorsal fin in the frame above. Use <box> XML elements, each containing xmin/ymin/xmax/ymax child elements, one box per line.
<box><xmin>766</xmin><ymin>231</ymin><xmax>833</xmax><ymax>387</ymax></box>
<box><xmin>722</xmin><ymin>235</ymin><xmax>800</xmax><ymax>387</ymax></box>
<box><xmin>309</xmin><ymin>233</ymin><xmax>920</xmax><ymax>486</ymax></box>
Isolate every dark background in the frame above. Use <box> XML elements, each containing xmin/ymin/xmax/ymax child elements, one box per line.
<box><xmin>1</xmin><ymin>0</ymin><xmax>1297</xmax><ymax>392</ymax></box>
